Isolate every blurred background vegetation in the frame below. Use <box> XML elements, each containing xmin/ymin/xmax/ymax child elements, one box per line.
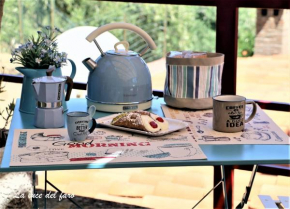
<box><xmin>0</xmin><ymin>0</ymin><xmax>256</xmax><ymax>64</ymax></box>
<box><xmin>1</xmin><ymin>1</ymin><xmax>289</xmax><ymax>136</ymax></box>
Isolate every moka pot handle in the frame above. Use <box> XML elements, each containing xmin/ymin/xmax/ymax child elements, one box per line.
<box><xmin>65</xmin><ymin>76</ymin><xmax>73</xmax><ymax>101</ymax></box>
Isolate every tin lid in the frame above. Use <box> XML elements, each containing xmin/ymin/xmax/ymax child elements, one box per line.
<box><xmin>32</xmin><ymin>65</ymin><xmax>66</xmax><ymax>83</ymax></box>
<box><xmin>32</xmin><ymin>76</ymin><xmax>66</xmax><ymax>83</ymax></box>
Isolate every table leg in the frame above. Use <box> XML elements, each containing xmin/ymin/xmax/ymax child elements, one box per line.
<box><xmin>193</xmin><ymin>166</ymin><xmax>229</xmax><ymax>208</ymax></box>
<box><xmin>44</xmin><ymin>170</ymin><xmax>47</xmax><ymax>209</ymax></box>
<box><xmin>192</xmin><ymin>177</ymin><xmax>224</xmax><ymax>208</ymax></box>
<box><xmin>221</xmin><ymin>165</ymin><xmax>229</xmax><ymax>209</ymax></box>
<box><xmin>236</xmin><ymin>165</ymin><xmax>259</xmax><ymax>208</ymax></box>
<box><xmin>43</xmin><ymin>170</ymin><xmax>82</xmax><ymax>208</ymax></box>
<box><xmin>46</xmin><ymin>179</ymin><xmax>82</xmax><ymax>208</ymax></box>
<box><xmin>214</xmin><ymin>165</ymin><xmax>234</xmax><ymax>209</ymax></box>
<box><xmin>32</xmin><ymin>171</ymin><xmax>38</xmax><ymax>209</ymax></box>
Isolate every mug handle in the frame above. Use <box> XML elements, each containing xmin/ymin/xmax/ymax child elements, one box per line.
<box><xmin>89</xmin><ymin>118</ymin><xmax>97</xmax><ymax>134</ymax></box>
<box><xmin>88</xmin><ymin>105</ymin><xmax>97</xmax><ymax>133</ymax></box>
<box><xmin>88</xmin><ymin>105</ymin><xmax>96</xmax><ymax>118</ymax></box>
<box><xmin>245</xmin><ymin>100</ymin><xmax>257</xmax><ymax>123</ymax></box>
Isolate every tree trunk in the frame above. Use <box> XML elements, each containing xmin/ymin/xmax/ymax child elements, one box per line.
<box><xmin>50</xmin><ymin>0</ymin><xmax>55</xmax><ymax>29</ymax></box>
<box><xmin>163</xmin><ymin>5</ymin><xmax>168</xmax><ymax>57</ymax></box>
<box><xmin>0</xmin><ymin>0</ymin><xmax>5</xmax><ymax>31</ymax></box>
<box><xmin>18</xmin><ymin>0</ymin><xmax>23</xmax><ymax>43</ymax></box>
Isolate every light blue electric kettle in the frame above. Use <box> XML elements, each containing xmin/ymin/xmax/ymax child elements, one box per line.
<box><xmin>82</xmin><ymin>22</ymin><xmax>157</xmax><ymax>113</ymax></box>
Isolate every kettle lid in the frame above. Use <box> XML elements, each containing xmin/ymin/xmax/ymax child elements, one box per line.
<box><xmin>106</xmin><ymin>49</ymin><xmax>138</xmax><ymax>56</ymax></box>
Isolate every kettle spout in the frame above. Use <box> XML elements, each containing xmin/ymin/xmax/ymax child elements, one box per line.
<box><xmin>32</xmin><ymin>82</ymin><xmax>40</xmax><ymax>97</ymax></box>
<box><xmin>82</xmin><ymin>58</ymin><xmax>97</xmax><ymax>72</ymax></box>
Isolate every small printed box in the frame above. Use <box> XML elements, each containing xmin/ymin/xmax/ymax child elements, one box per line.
<box><xmin>164</xmin><ymin>51</ymin><xmax>224</xmax><ymax>109</ymax></box>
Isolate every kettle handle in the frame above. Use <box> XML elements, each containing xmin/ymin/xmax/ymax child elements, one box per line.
<box><xmin>65</xmin><ymin>76</ymin><xmax>73</xmax><ymax>101</ymax></box>
<box><xmin>86</xmin><ymin>22</ymin><xmax>157</xmax><ymax>50</ymax></box>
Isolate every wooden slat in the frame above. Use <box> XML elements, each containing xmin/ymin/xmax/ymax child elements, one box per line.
<box><xmin>98</xmin><ymin>0</ymin><xmax>217</xmax><ymax>6</ymax></box>
<box><xmin>236</xmin><ymin>0</ymin><xmax>290</xmax><ymax>9</ymax></box>
<box><xmin>234</xmin><ymin>165</ymin><xmax>290</xmax><ymax>177</ymax></box>
<box><xmin>2</xmin><ymin>73</ymin><xmax>289</xmax><ymax>111</ymax></box>
<box><xmin>1</xmin><ymin>74</ymin><xmax>23</xmax><ymax>84</ymax></box>
<box><xmin>1</xmin><ymin>74</ymin><xmax>88</xmax><ymax>90</ymax></box>
<box><xmin>98</xmin><ymin>0</ymin><xmax>290</xmax><ymax>8</ymax></box>
<box><xmin>254</xmin><ymin>101</ymin><xmax>290</xmax><ymax>112</ymax></box>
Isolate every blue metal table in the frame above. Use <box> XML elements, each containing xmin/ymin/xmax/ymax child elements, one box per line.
<box><xmin>1</xmin><ymin>98</ymin><xmax>289</xmax><ymax>208</ymax></box>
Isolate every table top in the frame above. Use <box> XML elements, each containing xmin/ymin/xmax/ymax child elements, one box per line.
<box><xmin>1</xmin><ymin>98</ymin><xmax>289</xmax><ymax>172</ymax></box>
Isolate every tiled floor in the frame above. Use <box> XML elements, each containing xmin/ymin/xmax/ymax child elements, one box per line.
<box><xmin>34</xmin><ymin>189</ymin><xmax>147</xmax><ymax>209</ymax></box>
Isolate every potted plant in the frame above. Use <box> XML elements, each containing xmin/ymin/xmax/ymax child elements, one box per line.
<box><xmin>10</xmin><ymin>26</ymin><xmax>75</xmax><ymax>114</ymax></box>
<box><xmin>0</xmin><ymin>100</ymin><xmax>14</xmax><ymax>148</ymax></box>
<box><xmin>0</xmin><ymin>69</ymin><xmax>15</xmax><ymax>148</ymax></box>
<box><xmin>10</xmin><ymin>26</ymin><xmax>67</xmax><ymax>69</ymax></box>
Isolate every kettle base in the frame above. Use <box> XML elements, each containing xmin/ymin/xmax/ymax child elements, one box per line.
<box><xmin>86</xmin><ymin>99</ymin><xmax>152</xmax><ymax>113</ymax></box>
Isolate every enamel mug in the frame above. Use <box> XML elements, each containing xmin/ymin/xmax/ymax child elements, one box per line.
<box><xmin>213</xmin><ymin>95</ymin><xmax>257</xmax><ymax>133</ymax></box>
<box><xmin>66</xmin><ymin>106</ymin><xmax>96</xmax><ymax>141</ymax></box>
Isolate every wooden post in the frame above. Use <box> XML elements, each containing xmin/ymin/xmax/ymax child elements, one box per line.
<box><xmin>214</xmin><ymin>3</ymin><xmax>239</xmax><ymax>208</ymax></box>
<box><xmin>216</xmin><ymin>2</ymin><xmax>238</xmax><ymax>95</ymax></box>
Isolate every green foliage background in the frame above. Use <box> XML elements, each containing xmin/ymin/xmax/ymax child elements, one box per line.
<box><xmin>1</xmin><ymin>0</ymin><xmax>256</xmax><ymax>62</ymax></box>
<box><xmin>238</xmin><ymin>8</ymin><xmax>256</xmax><ymax>57</ymax></box>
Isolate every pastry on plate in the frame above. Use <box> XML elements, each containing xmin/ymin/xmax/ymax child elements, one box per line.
<box><xmin>150</xmin><ymin>112</ymin><xmax>169</xmax><ymax>131</ymax></box>
<box><xmin>111</xmin><ymin>111</ymin><xmax>168</xmax><ymax>133</ymax></box>
<box><xmin>134</xmin><ymin>110</ymin><xmax>169</xmax><ymax>131</ymax></box>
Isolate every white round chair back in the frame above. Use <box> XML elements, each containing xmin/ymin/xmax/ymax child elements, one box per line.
<box><xmin>56</xmin><ymin>26</ymin><xmax>121</xmax><ymax>83</ymax></box>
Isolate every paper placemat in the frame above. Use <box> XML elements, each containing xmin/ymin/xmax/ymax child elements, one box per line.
<box><xmin>10</xmin><ymin>127</ymin><xmax>207</xmax><ymax>167</ymax></box>
<box><xmin>161</xmin><ymin>104</ymin><xmax>290</xmax><ymax>145</ymax></box>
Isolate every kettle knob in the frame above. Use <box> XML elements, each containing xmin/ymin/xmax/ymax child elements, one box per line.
<box><xmin>114</xmin><ymin>41</ymin><xmax>129</xmax><ymax>53</ymax></box>
<box><xmin>46</xmin><ymin>65</ymin><xmax>55</xmax><ymax>76</ymax></box>
<box><xmin>46</xmin><ymin>70</ymin><xmax>53</xmax><ymax>76</ymax></box>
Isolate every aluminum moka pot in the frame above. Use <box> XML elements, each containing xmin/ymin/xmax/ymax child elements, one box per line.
<box><xmin>32</xmin><ymin>69</ymin><xmax>73</xmax><ymax>128</ymax></box>
<box><xmin>32</xmin><ymin>70</ymin><xmax>73</xmax><ymax>104</ymax></box>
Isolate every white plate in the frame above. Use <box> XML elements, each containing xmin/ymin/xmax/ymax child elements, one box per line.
<box><xmin>96</xmin><ymin>114</ymin><xmax>189</xmax><ymax>136</ymax></box>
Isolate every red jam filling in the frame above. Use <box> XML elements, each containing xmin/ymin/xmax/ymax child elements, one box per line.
<box><xmin>156</xmin><ymin>117</ymin><xmax>164</xmax><ymax>122</ymax></box>
<box><xmin>149</xmin><ymin>121</ymin><xmax>158</xmax><ymax>128</ymax></box>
